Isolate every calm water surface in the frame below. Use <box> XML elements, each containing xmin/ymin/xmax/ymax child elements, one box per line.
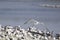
<box><xmin>0</xmin><ymin>1</ymin><xmax>60</xmax><ymax>33</ymax></box>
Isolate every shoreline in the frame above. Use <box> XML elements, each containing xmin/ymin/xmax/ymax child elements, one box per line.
<box><xmin>0</xmin><ymin>25</ymin><xmax>60</xmax><ymax>40</ymax></box>
<box><xmin>40</xmin><ymin>4</ymin><xmax>60</xmax><ymax>8</ymax></box>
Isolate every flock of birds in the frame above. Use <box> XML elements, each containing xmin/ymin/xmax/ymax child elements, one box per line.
<box><xmin>0</xmin><ymin>25</ymin><xmax>60</xmax><ymax>40</ymax></box>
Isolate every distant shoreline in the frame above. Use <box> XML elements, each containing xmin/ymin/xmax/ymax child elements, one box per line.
<box><xmin>40</xmin><ymin>4</ymin><xmax>60</xmax><ymax>8</ymax></box>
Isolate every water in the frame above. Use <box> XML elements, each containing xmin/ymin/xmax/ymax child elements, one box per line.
<box><xmin>0</xmin><ymin>1</ymin><xmax>60</xmax><ymax>33</ymax></box>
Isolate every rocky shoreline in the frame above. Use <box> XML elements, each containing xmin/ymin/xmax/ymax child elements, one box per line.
<box><xmin>0</xmin><ymin>25</ymin><xmax>60</xmax><ymax>40</ymax></box>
